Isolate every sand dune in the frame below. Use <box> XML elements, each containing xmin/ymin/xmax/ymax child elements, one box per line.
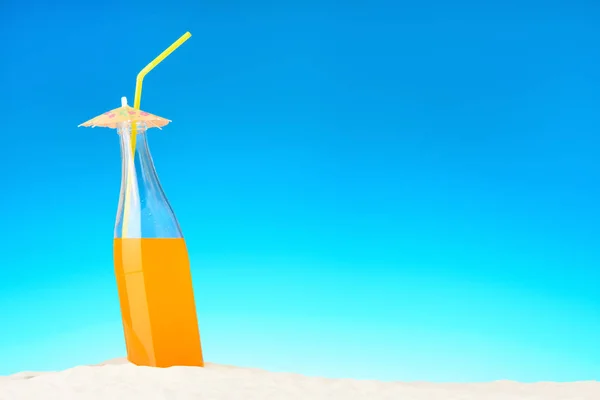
<box><xmin>1</xmin><ymin>358</ymin><xmax>598</xmax><ymax>399</ymax></box>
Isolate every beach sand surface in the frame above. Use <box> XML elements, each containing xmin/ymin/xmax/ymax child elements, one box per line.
<box><xmin>1</xmin><ymin>358</ymin><xmax>598</xmax><ymax>399</ymax></box>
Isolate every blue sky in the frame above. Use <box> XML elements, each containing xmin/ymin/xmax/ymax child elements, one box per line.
<box><xmin>0</xmin><ymin>0</ymin><xmax>599</xmax><ymax>382</ymax></box>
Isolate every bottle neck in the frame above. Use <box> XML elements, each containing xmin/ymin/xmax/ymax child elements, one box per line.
<box><xmin>118</xmin><ymin>123</ymin><xmax>152</xmax><ymax>172</ymax></box>
<box><xmin>115</xmin><ymin>122</ymin><xmax>183</xmax><ymax>239</ymax></box>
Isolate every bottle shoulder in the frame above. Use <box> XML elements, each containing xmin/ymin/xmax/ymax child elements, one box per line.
<box><xmin>115</xmin><ymin>132</ymin><xmax>183</xmax><ymax>239</ymax></box>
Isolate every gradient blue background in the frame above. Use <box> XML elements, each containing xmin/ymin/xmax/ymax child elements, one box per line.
<box><xmin>1</xmin><ymin>0</ymin><xmax>598</xmax><ymax>382</ymax></box>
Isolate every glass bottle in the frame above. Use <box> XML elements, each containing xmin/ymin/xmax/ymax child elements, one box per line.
<box><xmin>113</xmin><ymin>121</ymin><xmax>204</xmax><ymax>367</ymax></box>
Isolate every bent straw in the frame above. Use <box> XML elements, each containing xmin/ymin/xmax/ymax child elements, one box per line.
<box><xmin>130</xmin><ymin>31</ymin><xmax>192</xmax><ymax>150</ymax></box>
<box><xmin>122</xmin><ymin>31</ymin><xmax>192</xmax><ymax>238</ymax></box>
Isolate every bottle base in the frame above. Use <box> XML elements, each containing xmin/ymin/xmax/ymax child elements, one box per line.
<box><xmin>114</xmin><ymin>238</ymin><xmax>204</xmax><ymax>368</ymax></box>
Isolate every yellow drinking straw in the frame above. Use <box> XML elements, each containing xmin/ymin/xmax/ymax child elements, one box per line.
<box><xmin>130</xmin><ymin>31</ymin><xmax>192</xmax><ymax>152</ymax></box>
<box><xmin>122</xmin><ymin>32</ymin><xmax>192</xmax><ymax>237</ymax></box>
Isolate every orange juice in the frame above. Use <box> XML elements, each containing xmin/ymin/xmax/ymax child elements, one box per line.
<box><xmin>113</xmin><ymin>238</ymin><xmax>204</xmax><ymax>367</ymax></box>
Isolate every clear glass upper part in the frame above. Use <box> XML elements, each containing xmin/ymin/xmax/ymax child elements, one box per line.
<box><xmin>114</xmin><ymin>122</ymin><xmax>183</xmax><ymax>239</ymax></box>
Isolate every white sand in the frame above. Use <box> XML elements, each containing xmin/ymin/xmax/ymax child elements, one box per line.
<box><xmin>1</xmin><ymin>358</ymin><xmax>598</xmax><ymax>400</ymax></box>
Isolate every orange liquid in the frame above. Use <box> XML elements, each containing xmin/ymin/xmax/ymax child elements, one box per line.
<box><xmin>113</xmin><ymin>238</ymin><xmax>204</xmax><ymax>367</ymax></box>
